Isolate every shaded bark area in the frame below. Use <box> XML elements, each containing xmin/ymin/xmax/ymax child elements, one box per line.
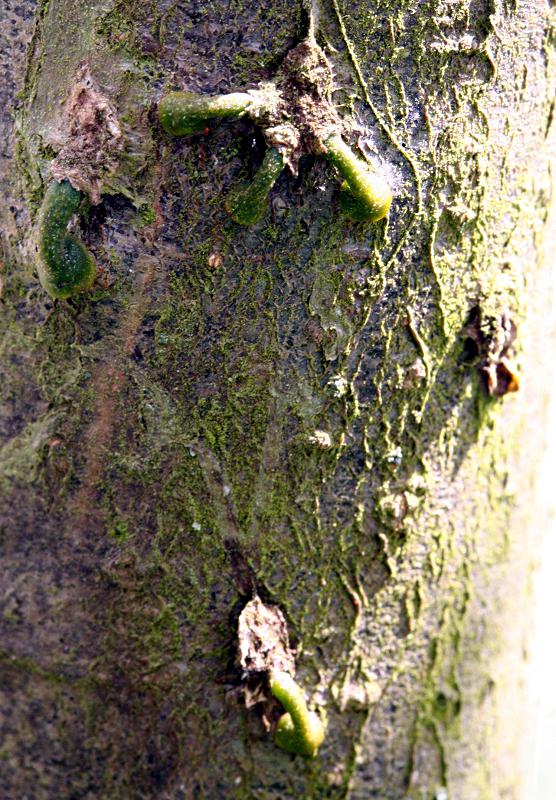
<box><xmin>0</xmin><ymin>0</ymin><xmax>555</xmax><ymax>798</ymax></box>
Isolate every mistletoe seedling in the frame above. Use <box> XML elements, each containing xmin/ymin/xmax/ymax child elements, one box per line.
<box><xmin>158</xmin><ymin>91</ymin><xmax>254</xmax><ymax>135</ymax></box>
<box><xmin>324</xmin><ymin>134</ymin><xmax>392</xmax><ymax>222</ymax></box>
<box><xmin>225</xmin><ymin>148</ymin><xmax>285</xmax><ymax>225</ymax></box>
<box><xmin>37</xmin><ymin>179</ymin><xmax>96</xmax><ymax>299</ymax></box>
<box><xmin>158</xmin><ymin>35</ymin><xmax>393</xmax><ymax>225</ymax></box>
<box><xmin>270</xmin><ymin>670</ymin><xmax>325</xmax><ymax>756</ymax></box>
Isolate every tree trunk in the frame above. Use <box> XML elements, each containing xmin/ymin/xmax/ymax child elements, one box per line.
<box><xmin>1</xmin><ymin>0</ymin><xmax>554</xmax><ymax>798</ymax></box>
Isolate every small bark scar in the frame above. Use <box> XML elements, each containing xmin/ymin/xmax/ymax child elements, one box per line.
<box><xmin>51</xmin><ymin>63</ymin><xmax>122</xmax><ymax>204</ymax></box>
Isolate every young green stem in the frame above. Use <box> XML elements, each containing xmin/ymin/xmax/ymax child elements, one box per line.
<box><xmin>37</xmin><ymin>180</ymin><xmax>96</xmax><ymax>300</ymax></box>
<box><xmin>225</xmin><ymin>148</ymin><xmax>284</xmax><ymax>225</ymax></box>
<box><xmin>269</xmin><ymin>671</ymin><xmax>325</xmax><ymax>756</ymax></box>
<box><xmin>324</xmin><ymin>133</ymin><xmax>392</xmax><ymax>222</ymax></box>
<box><xmin>158</xmin><ymin>91</ymin><xmax>254</xmax><ymax>135</ymax></box>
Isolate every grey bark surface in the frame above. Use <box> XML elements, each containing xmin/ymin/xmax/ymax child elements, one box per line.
<box><xmin>0</xmin><ymin>0</ymin><xmax>555</xmax><ymax>798</ymax></box>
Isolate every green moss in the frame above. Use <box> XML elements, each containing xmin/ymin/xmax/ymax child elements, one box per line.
<box><xmin>95</xmin><ymin>0</ymin><xmax>160</xmax><ymax>60</ymax></box>
<box><xmin>109</xmin><ymin>520</ymin><xmax>130</xmax><ymax>543</ymax></box>
<box><xmin>134</xmin><ymin>201</ymin><xmax>156</xmax><ymax>228</ymax></box>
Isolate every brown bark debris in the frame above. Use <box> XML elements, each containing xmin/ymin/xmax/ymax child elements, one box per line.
<box><xmin>51</xmin><ymin>63</ymin><xmax>122</xmax><ymax>204</ymax></box>
<box><xmin>463</xmin><ymin>307</ymin><xmax>520</xmax><ymax>397</ymax></box>
<box><xmin>237</xmin><ymin>596</ymin><xmax>296</xmax><ymax>708</ymax></box>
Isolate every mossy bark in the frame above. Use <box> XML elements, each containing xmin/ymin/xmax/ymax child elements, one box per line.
<box><xmin>1</xmin><ymin>0</ymin><xmax>555</xmax><ymax>798</ymax></box>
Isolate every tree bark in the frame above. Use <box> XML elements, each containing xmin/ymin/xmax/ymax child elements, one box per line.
<box><xmin>1</xmin><ymin>0</ymin><xmax>555</xmax><ymax>798</ymax></box>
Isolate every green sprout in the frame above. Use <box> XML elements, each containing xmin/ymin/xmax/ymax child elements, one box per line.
<box><xmin>324</xmin><ymin>134</ymin><xmax>392</xmax><ymax>222</ymax></box>
<box><xmin>269</xmin><ymin>671</ymin><xmax>326</xmax><ymax>756</ymax></box>
<box><xmin>158</xmin><ymin>90</ymin><xmax>254</xmax><ymax>135</ymax></box>
<box><xmin>37</xmin><ymin>180</ymin><xmax>96</xmax><ymax>299</ymax></box>
<box><xmin>225</xmin><ymin>148</ymin><xmax>284</xmax><ymax>225</ymax></box>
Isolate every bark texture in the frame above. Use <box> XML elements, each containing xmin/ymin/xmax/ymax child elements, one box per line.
<box><xmin>1</xmin><ymin>0</ymin><xmax>555</xmax><ymax>798</ymax></box>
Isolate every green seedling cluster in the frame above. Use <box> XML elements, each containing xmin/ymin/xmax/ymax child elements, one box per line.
<box><xmin>158</xmin><ymin>43</ymin><xmax>394</xmax><ymax>226</ymax></box>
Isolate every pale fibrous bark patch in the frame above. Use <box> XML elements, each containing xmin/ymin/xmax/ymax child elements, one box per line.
<box><xmin>50</xmin><ymin>63</ymin><xmax>122</xmax><ymax>204</ymax></box>
<box><xmin>237</xmin><ymin>596</ymin><xmax>296</xmax><ymax>709</ymax></box>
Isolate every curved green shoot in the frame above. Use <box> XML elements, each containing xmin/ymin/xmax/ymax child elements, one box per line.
<box><xmin>324</xmin><ymin>134</ymin><xmax>392</xmax><ymax>222</ymax></box>
<box><xmin>37</xmin><ymin>180</ymin><xmax>96</xmax><ymax>300</ymax></box>
<box><xmin>225</xmin><ymin>147</ymin><xmax>284</xmax><ymax>225</ymax></box>
<box><xmin>269</xmin><ymin>671</ymin><xmax>325</xmax><ymax>756</ymax></box>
